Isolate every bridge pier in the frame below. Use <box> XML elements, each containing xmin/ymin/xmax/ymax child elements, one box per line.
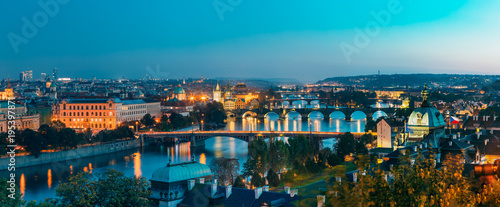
<box><xmin>191</xmin><ymin>135</ymin><xmax>206</xmax><ymax>148</ymax></box>
<box><xmin>345</xmin><ymin>114</ymin><xmax>352</xmax><ymax>121</ymax></box>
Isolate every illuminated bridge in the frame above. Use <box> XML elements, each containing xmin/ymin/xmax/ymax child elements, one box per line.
<box><xmin>137</xmin><ymin>131</ymin><xmax>376</xmax><ymax>147</ymax></box>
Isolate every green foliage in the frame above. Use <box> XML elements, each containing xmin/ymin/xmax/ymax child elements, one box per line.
<box><xmin>193</xmin><ymin>101</ymin><xmax>227</xmax><ymax>124</ymax></box>
<box><xmin>364</xmin><ymin>119</ymin><xmax>377</xmax><ymax>132</ymax></box>
<box><xmin>19</xmin><ymin>129</ymin><xmax>45</xmax><ymax>158</ymax></box>
<box><xmin>327</xmin><ymin>154</ymin><xmax>500</xmax><ymax>207</ymax></box>
<box><xmin>54</xmin><ymin>169</ymin><xmax>151</xmax><ymax>207</ymax></box>
<box><xmin>233</xmin><ymin>176</ymin><xmax>246</xmax><ymax>188</ymax></box>
<box><xmin>267</xmin><ymin>168</ymin><xmax>280</xmax><ymax>187</ymax></box>
<box><xmin>251</xmin><ymin>172</ymin><xmax>265</xmax><ymax>188</ymax></box>
<box><xmin>268</xmin><ymin>138</ymin><xmax>289</xmax><ymax>173</ymax></box>
<box><xmin>0</xmin><ymin>178</ymin><xmax>25</xmax><ymax>207</ymax></box>
<box><xmin>305</xmin><ymin>157</ymin><xmax>320</xmax><ymax>174</ymax></box>
<box><xmin>288</xmin><ymin>135</ymin><xmax>313</xmax><ymax>164</ymax></box>
<box><xmin>0</xmin><ymin>132</ymin><xmax>8</xmax><ymax>156</ymax></box>
<box><xmin>209</xmin><ymin>157</ymin><xmax>240</xmax><ymax>185</ymax></box>
<box><xmin>335</xmin><ymin>132</ymin><xmax>356</xmax><ymax>160</ymax></box>
<box><xmin>140</xmin><ymin>113</ymin><xmax>155</xmax><ymax>128</ymax></box>
<box><xmin>479</xmin><ymin>104</ymin><xmax>500</xmax><ymax>116</ymax></box>
<box><xmin>248</xmin><ymin>137</ymin><xmax>269</xmax><ymax>175</ymax></box>
<box><xmin>92</xmin><ymin>126</ymin><xmax>134</xmax><ymax>143</ymax></box>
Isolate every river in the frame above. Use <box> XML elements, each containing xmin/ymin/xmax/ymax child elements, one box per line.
<box><xmin>3</xmin><ymin>117</ymin><xmax>366</xmax><ymax>202</ymax></box>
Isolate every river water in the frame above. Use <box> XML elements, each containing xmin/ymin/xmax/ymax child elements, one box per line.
<box><xmin>3</xmin><ymin>117</ymin><xmax>366</xmax><ymax>202</ymax></box>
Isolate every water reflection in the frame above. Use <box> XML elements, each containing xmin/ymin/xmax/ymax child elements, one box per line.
<box><xmin>20</xmin><ymin>174</ymin><xmax>25</xmax><ymax>198</ymax></box>
<box><xmin>199</xmin><ymin>153</ymin><xmax>206</xmax><ymax>164</ymax></box>
<box><xmin>133</xmin><ymin>152</ymin><xmax>141</xmax><ymax>178</ymax></box>
<box><xmin>9</xmin><ymin>119</ymin><xmax>365</xmax><ymax>202</ymax></box>
<box><xmin>47</xmin><ymin>169</ymin><xmax>52</xmax><ymax>189</ymax></box>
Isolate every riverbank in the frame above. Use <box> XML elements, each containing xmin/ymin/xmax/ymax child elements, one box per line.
<box><xmin>0</xmin><ymin>138</ymin><xmax>142</xmax><ymax>171</ymax></box>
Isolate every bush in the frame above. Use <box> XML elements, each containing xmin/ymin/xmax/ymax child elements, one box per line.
<box><xmin>267</xmin><ymin>168</ymin><xmax>280</xmax><ymax>187</ymax></box>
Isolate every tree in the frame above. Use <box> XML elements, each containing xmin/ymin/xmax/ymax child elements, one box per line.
<box><xmin>49</xmin><ymin>120</ymin><xmax>66</xmax><ymax>131</ymax></box>
<box><xmin>267</xmin><ymin>168</ymin><xmax>280</xmax><ymax>187</ymax></box>
<box><xmin>94</xmin><ymin>169</ymin><xmax>151</xmax><ymax>206</ymax></box>
<box><xmin>268</xmin><ymin>138</ymin><xmax>289</xmax><ymax>173</ymax></box>
<box><xmin>233</xmin><ymin>175</ymin><xmax>246</xmax><ymax>188</ymax></box>
<box><xmin>248</xmin><ymin>137</ymin><xmax>269</xmax><ymax>175</ymax></box>
<box><xmin>140</xmin><ymin>113</ymin><xmax>155</xmax><ymax>128</ymax></box>
<box><xmin>327</xmin><ymin>153</ymin><xmax>500</xmax><ymax>207</ymax></box>
<box><xmin>55</xmin><ymin>169</ymin><xmax>151</xmax><ymax>207</ymax></box>
<box><xmin>56</xmin><ymin>171</ymin><xmax>98</xmax><ymax>206</ymax></box>
<box><xmin>38</xmin><ymin>124</ymin><xmax>60</xmax><ymax>149</ymax></box>
<box><xmin>364</xmin><ymin>119</ymin><xmax>376</xmax><ymax>132</ymax></box>
<box><xmin>169</xmin><ymin>112</ymin><xmax>188</xmax><ymax>130</ymax></box>
<box><xmin>0</xmin><ymin>133</ymin><xmax>8</xmax><ymax>156</ymax></box>
<box><xmin>288</xmin><ymin>135</ymin><xmax>313</xmax><ymax>165</ymax></box>
<box><xmin>19</xmin><ymin>129</ymin><xmax>45</xmax><ymax>158</ymax></box>
<box><xmin>0</xmin><ymin>178</ymin><xmax>25</xmax><ymax>207</ymax></box>
<box><xmin>251</xmin><ymin>172</ymin><xmax>265</xmax><ymax>188</ymax></box>
<box><xmin>157</xmin><ymin>115</ymin><xmax>172</xmax><ymax>131</ymax></box>
<box><xmin>305</xmin><ymin>157</ymin><xmax>320</xmax><ymax>174</ymax></box>
<box><xmin>242</xmin><ymin>158</ymin><xmax>257</xmax><ymax>181</ymax></box>
<box><xmin>335</xmin><ymin>132</ymin><xmax>356</xmax><ymax>160</ymax></box>
<box><xmin>209</xmin><ymin>157</ymin><xmax>240</xmax><ymax>186</ymax></box>
<box><xmin>59</xmin><ymin>128</ymin><xmax>80</xmax><ymax>149</ymax></box>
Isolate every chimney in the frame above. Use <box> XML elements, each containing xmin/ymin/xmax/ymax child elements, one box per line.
<box><xmin>197</xmin><ymin>178</ymin><xmax>205</xmax><ymax>184</ymax></box>
<box><xmin>317</xmin><ymin>195</ymin><xmax>326</xmax><ymax>207</ymax></box>
<box><xmin>187</xmin><ymin>179</ymin><xmax>195</xmax><ymax>191</ymax></box>
<box><xmin>410</xmin><ymin>159</ymin><xmax>415</xmax><ymax>166</ymax></box>
<box><xmin>213</xmin><ymin>179</ymin><xmax>218</xmax><ymax>185</ymax></box>
<box><xmin>211</xmin><ymin>183</ymin><xmax>217</xmax><ymax>197</ymax></box>
<box><xmin>413</xmin><ymin>146</ymin><xmax>417</xmax><ymax>152</ymax></box>
<box><xmin>290</xmin><ymin>189</ymin><xmax>298</xmax><ymax>197</ymax></box>
<box><xmin>262</xmin><ymin>186</ymin><xmax>269</xmax><ymax>192</ymax></box>
<box><xmin>335</xmin><ymin>176</ymin><xmax>341</xmax><ymax>183</ymax></box>
<box><xmin>452</xmin><ymin>134</ymin><xmax>457</xmax><ymax>139</ymax></box>
<box><xmin>353</xmin><ymin>172</ymin><xmax>357</xmax><ymax>182</ymax></box>
<box><xmin>390</xmin><ymin>164</ymin><xmax>394</xmax><ymax>171</ymax></box>
<box><xmin>419</xmin><ymin>144</ymin><xmax>423</xmax><ymax>149</ymax></box>
<box><xmin>255</xmin><ymin>187</ymin><xmax>263</xmax><ymax>199</ymax></box>
<box><xmin>225</xmin><ymin>185</ymin><xmax>232</xmax><ymax>198</ymax></box>
<box><xmin>424</xmin><ymin>142</ymin><xmax>428</xmax><ymax>148</ymax></box>
<box><xmin>449</xmin><ymin>141</ymin><xmax>452</xmax><ymax>147</ymax></box>
<box><xmin>384</xmin><ymin>174</ymin><xmax>388</xmax><ymax>181</ymax></box>
<box><xmin>458</xmin><ymin>132</ymin><xmax>461</xmax><ymax>138</ymax></box>
<box><xmin>284</xmin><ymin>186</ymin><xmax>291</xmax><ymax>194</ymax></box>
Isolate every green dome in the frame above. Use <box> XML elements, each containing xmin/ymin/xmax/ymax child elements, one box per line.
<box><xmin>150</xmin><ymin>161</ymin><xmax>212</xmax><ymax>183</ymax></box>
<box><xmin>408</xmin><ymin>106</ymin><xmax>446</xmax><ymax>128</ymax></box>
<box><xmin>408</xmin><ymin>84</ymin><xmax>445</xmax><ymax>128</ymax></box>
<box><xmin>173</xmin><ymin>86</ymin><xmax>185</xmax><ymax>94</ymax></box>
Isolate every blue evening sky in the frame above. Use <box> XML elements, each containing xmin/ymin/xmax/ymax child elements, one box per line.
<box><xmin>1</xmin><ymin>0</ymin><xmax>499</xmax><ymax>82</ymax></box>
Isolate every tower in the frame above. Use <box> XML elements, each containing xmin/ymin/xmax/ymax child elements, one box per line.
<box><xmin>53</xmin><ymin>67</ymin><xmax>58</xmax><ymax>81</ymax></box>
<box><xmin>213</xmin><ymin>81</ymin><xmax>222</xmax><ymax>102</ymax></box>
<box><xmin>224</xmin><ymin>81</ymin><xmax>232</xmax><ymax>100</ymax></box>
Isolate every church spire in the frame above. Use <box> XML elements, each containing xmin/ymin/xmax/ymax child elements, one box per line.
<box><xmin>421</xmin><ymin>84</ymin><xmax>430</xmax><ymax>107</ymax></box>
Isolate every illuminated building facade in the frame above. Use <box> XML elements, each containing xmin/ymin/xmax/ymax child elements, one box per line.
<box><xmin>0</xmin><ymin>81</ymin><xmax>14</xmax><ymax>100</ymax></box>
<box><xmin>57</xmin><ymin>98</ymin><xmax>160</xmax><ymax>131</ymax></box>
<box><xmin>0</xmin><ymin>101</ymin><xmax>40</xmax><ymax>132</ymax></box>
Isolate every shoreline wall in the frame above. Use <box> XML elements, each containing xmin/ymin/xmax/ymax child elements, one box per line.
<box><xmin>0</xmin><ymin>138</ymin><xmax>142</xmax><ymax>170</ymax></box>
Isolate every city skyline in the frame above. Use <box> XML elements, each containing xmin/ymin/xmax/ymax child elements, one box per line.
<box><xmin>1</xmin><ymin>0</ymin><xmax>499</xmax><ymax>82</ymax></box>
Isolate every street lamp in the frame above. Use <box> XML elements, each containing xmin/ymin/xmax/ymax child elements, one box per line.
<box><xmin>192</xmin><ymin>122</ymin><xmax>194</xmax><ymax>133</ymax></box>
<box><xmin>309</xmin><ymin>122</ymin><xmax>312</xmax><ymax>141</ymax></box>
<box><xmin>135</xmin><ymin>121</ymin><xmax>139</xmax><ymax>133</ymax></box>
<box><xmin>258</xmin><ymin>120</ymin><xmax>260</xmax><ymax>131</ymax></box>
<box><xmin>201</xmin><ymin>120</ymin><xmax>204</xmax><ymax>131</ymax></box>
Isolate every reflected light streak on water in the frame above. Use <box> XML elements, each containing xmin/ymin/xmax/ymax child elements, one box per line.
<box><xmin>199</xmin><ymin>153</ymin><xmax>206</xmax><ymax>165</ymax></box>
<box><xmin>133</xmin><ymin>152</ymin><xmax>142</xmax><ymax>178</ymax></box>
<box><xmin>214</xmin><ymin>137</ymin><xmax>223</xmax><ymax>158</ymax></box>
<box><xmin>20</xmin><ymin>174</ymin><xmax>25</xmax><ymax>198</ymax></box>
<box><xmin>47</xmin><ymin>170</ymin><xmax>52</xmax><ymax>189</ymax></box>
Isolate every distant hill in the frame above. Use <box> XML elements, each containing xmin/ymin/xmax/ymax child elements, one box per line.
<box><xmin>318</xmin><ymin>74</ymin><xmax>500</xmax><ymax>89</ymax></box>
